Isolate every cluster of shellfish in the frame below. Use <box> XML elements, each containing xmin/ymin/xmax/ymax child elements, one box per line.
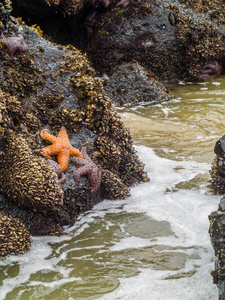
<box><xmin>0</xmin><ymin>213</ymin><xmax>31</xmax><ymax>257</ymax></box>
<box><xmin>0</xmin><ymin>0</ymin><xmax>12</xmax><ymax>33</ymax></box>
<box><xmin>0</xmin><ymin>131</ymin><xmax>64</xmax><ymax>213</ymax></box>
<box><xmin>208</xmin><ymin>157</ymin><xmax>225</xmax><ymax>195</ymax></box>
<box><xmin>0</xmin><ymin>27</ymin><xmax>149</xmax><ymax>258</ymax></box>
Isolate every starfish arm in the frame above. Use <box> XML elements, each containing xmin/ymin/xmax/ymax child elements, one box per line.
<box><xmin>57</xmin><ymin>149</ymin><xmax>70</xmax><ymax>172</ymax></box>
<box><xmin>89</xmin><ymin>168</ymin><xmax>102</xmax><ymax>193</ymax></box>
<box><xmin>59</xmin><ymin>172</ymin><xmax>67</xmax><ymax>184</ymax></box>
<box><xmin>70</xmin><ymin>147</ymin><xmax>83</xmax><ymax>158</ymax></box>
<box><xmin>48</xmin><ymin>159</ymin><xmax>67</xmax><ymax>184</ymax></box>
<box><xmin>74</xmin><ymin>166</ymin><xmax>89</xmax><ymax>182</ymax></box>
<box><xmin>80</xmin><ymin>147</ymin><xmax>90</xmax><ymax>160</ymax></box>
<box><xmin>42</xmin><ymin>145</ymin><xmax>60</xmax><ymax>158</ymax></box>
<box><xmin>70</xmin><ymin>156</ymin><xmax>85</xmax><ymax>167</ymax></box>
<box><xmin>40</xmin><ymin>129</ymin><xmax>58</xmax><ymax>144</ymax></box>
<box><xmin>57</xmin><ymin>126</ymin><xmax>70</xmax><ymax>140</ymax></box>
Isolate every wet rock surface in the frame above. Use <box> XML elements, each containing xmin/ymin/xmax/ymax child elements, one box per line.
<box><xmin>209</xmin><ymin>134</ymin><xmax>225</xmax><ymax>298</ymax></box>
<box><xmin>87</xmin><ymin>0</ymin><xmax>225</xmax><ymax>81</ymax></box>
<box><xmin>209</xmin><ymin>135</ymin><xmax>225</xmax><ymax>195</ymax></box>
<box><xmin>0</xmin><ymin>19</ymin><xmax>149</xmax><ymax>256</ymax></box>
<box><xmin>0</xmin><ymin>212</ymin><xmax>31</xmax><ymax>257</ymax></box>
<box><xmin>2</xmin><ymin>6</ymin><xmax>225</xmax><ymax>296</ymax></box>
<box><xmin>104</xmin><ymin>62</ymin><xmax>170</xmax><ymax>107</ymax></box>
<box><xmin>11</xmin><ymin>0</ymin><xmax>225</xmax><ymax>83</ymax></box>
<box><xmin>209</xmin><ymin>208</ymin><xmax>225</xmax><ymax>300</ymax></box>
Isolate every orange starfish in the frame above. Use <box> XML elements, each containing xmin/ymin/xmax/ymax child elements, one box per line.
<box><xmin>40</xmin><ymin>126</ymin><xmax>83</xmax><ymax>172</ymax></box>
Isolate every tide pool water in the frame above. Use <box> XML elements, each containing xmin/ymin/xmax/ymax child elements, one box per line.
<box><xmin>1</xmin><ymin>77</ymin><xmax>225</xmax><ymax>299</ymax></box>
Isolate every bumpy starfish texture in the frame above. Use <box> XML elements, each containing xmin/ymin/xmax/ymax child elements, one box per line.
<box><xmin>40</xmin><ymin>126</ymin><xmax>83</xmax><ymax>172</ymax></box>
<box><xmin>116</xmin><ymin>0</ymin><xmax>130</xmax><ymax>7</ymax></box>
<box><xmin>48</xmin><ymin>159</ymin><xmax>67</xmax><ymax>184</ymax></box>
<box><xmin>71</xmin><ymin>147</ymin><xmax>102</xmax><ymax>193</ymax></box>
<box><xmin>0</xmin><ymin>33</ymin><xmax>28</xmax><ymax>57</ymax></box>
<box><xmin>198</xmin><ymin>61</ymin><xmax>223</xmax><ymax>81</ymax></box>
<box><xmin>99</xmin><ymin>0</ymin><xmax>110</xmax><ymax>7</ymax></box>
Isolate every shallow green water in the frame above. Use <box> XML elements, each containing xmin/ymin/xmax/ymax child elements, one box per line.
<box><xmin>120</xmin><ymin>77</ymin><xmax>225</xmax><ymax>163</ymax></box>
<box><xmin>1</xmin><ymin>77</ymin><xmax>223</xmax><ymax>299</ymax></box>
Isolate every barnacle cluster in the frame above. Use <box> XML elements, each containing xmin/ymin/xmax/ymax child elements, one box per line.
<box><xmin>0</xmin><ymin>89</ymin><xmax>11</xmax><ymax>137</ymax></box>
<box><xmin>209</xmin><ymin>203</ymin><xmax>225</xmax><ymax>297</ymax></box>
<box><xmin>0</xmin><ymin>212</ymin><xmax>31</xmax><ymax>257</ymax></box>
<box><xmin>101</xmin><ymin>169</ymin><xmax>130</xmax><ymax>199</ymax></box>
<box><xmin>170</xmin><ymin>4</ymin><xmax>225</xmax><ymax>80</ymax></box>
<box><xmin>0</xmin><ymin>130</ymin><xmax>64</xmax><ymax>213</ymax></box>
<box><xmin>49</xmin><ymin>108</ymin><xmax>85</xmax><ymax>132</ymax></box>
<box><xmin>208</xmin><ymin>135</ymin><xmax>225</xmax><ymax>195</ymax></box>
<box><xmin>0</xmin><ymin>26</ymin><xmax>149</xmax><ymax>256</ymax></box>
<box><xmin>0</xmin><ymin>0</ymin><xmax>12</xmax><ymax>33</ymax></box>
<box><xmin>208</xmin><ymin>157</ymin><xmax>225</xmax><ymax>195</ymax></box>
<box><xmin>178</xmin><ymin>0</ymin><xmax>225</xmax><ymax>25</ymax></box>
<box><xmin>0</xmin><ymin>53</ymin><xmax>43</xmax><ymax>99</ymax></box>
<box><xmin>54</xmin><ymin>48</ymin><xmax>149</xmax><ymax>197</ymax></box>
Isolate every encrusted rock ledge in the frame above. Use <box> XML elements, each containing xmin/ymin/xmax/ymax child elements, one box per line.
<box><xmin>0</xmin><ymin>18</ymin><xmax>149</xmax><ymax>257</ymax></box>
<box><xmin>209</xmin><ymin>203</ymin><xmax>225</xmax><ymax>300</ymax></box>
<box><xmin>209</xmin><ymin>135</ymin><xmax>225</xmax><ymax>299</ymax></box>
<box><xmin>0</xmin><ymin>213</ymin><xmax>31</xmax><ymax>257</ymax></box>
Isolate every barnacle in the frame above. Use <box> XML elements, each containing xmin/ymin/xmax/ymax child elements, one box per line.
<box><xmin>0</xmin><ymin>130</ymin><xmax>64</xmax><ymax>213</ymax></box>
<box><xmin>0</xmin><ymin>213</ymin><xmax>31</xmax><ymax>257</ymax></box>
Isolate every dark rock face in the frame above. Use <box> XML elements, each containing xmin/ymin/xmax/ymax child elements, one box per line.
<box><xmin>209</xmin><ymin>206</ymin><xmax>225</xmax><ymax>299</ymax></box>
<box><xmin>12</xmin><ymin>0</ymin><xmax>85</xmax><ymax>17</ymax></box>
<box><xmin>104</xmin><ymin>62</ymin><xmax>170</xmax><ymax>107</ymax></box>
<box><xmin>88</xmin><ymin>0</ymin><xmax>225</xmax><ymax>81</ymax></box>
<box><xmin>209</xmin><ymin>135</ymin><xmax>225</xmax><ymax>298</ymax></box>
<box><xmin>11</xmin><ymin>0</ymin><xmax>225</xmax><ymax>83</ymax></box>
<box><xmin>208</xmin><ymin>135</ymin><xmax>225</xmax><ymax>195</ymax></box>
<box><xmin>89</xmin><ymin>0</ymin><xmax>183</xmax><ymax>81</ymax></box>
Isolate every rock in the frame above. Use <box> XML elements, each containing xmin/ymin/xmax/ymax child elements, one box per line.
<box><xmin>0</xmin><ymin>130</ymin><xmax>64</xmax><ymax>213</ymax></box>
<box><xmin>87</xmin><ymin>0</ymin><xmax>225</xmax><ymax>81</ymax></box>
<box><xmin>208</xmin><ymin>135</ymin><xmax>225</xmax><ymax>195</ymax></box>
<box><xmin>104</xmin><ymin>62</ymin><xmax>170</xmax><ymax>107</ymax></box>
<box><xmin>0</xmin><ymin>212</ymin><xmax>31</xmax><ymax>257</ymax></box>
<box><xmin>0</xmin><ymin>20</ymin><xmax>149</xmax><ymax>245</ymax></box>
<box><xmin>219</xmin><ymin>198</ymin><xmax>225</xmax><ymax>212</ymax></box>
<box><xmin>214</xmin><ymin>135</ymin><xmax>225</xmax><ymax>159</ymax></box>
<box><xmin>208</xmin><ymin>135</ymin><xmax>225</xmax><ymax>299</ymax></box>
<box><xmin>209</xmin><ymin>210</ymin><xmax>225</xmax><ymax>299</ymax></box>
<box><xmin>11</xmin><ymin>0</ymin><xmax>225</xmax><ymax>82</ymax></box>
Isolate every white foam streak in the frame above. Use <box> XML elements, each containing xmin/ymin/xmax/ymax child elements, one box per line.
<box><xmin>0</xmin><ymin>145</ymin><xmax>220</xmax><ymax>299</ymax></box>
<box><xmin>97</xmin><ymin>145</ymin><xmax>219</xmax><ymax>300</ymax></box>
<box><xmin>0</xmin><ymin>236</ymin><xmax>71</xmax><ymax>299</ymax></box>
